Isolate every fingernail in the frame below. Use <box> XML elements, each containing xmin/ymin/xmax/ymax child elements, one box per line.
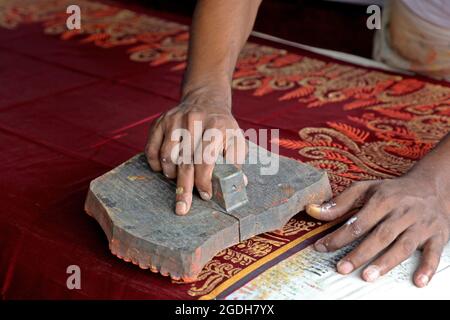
<box><xmin>176</xmin><ymin>201</ymin><xmax>187</xmax><ymax>215</ymax></box>
<box><xmin>243</xmin><ymin>174</ymin><xmax>248</xmax><ymax>186</ymax></box>
<box><xmin>199</xmin><ymin>191</ymin><xmax>211</xmax><ymax>200</ymax></box>
<box><xmin>306</xmin><ymin>204</ymin><xmax>322</xmax><ymax>219</ymax></box>
<box><xmin>417</xmin><ymin>274</ymin><xmax>429</xmax><ymax>287</ymax></box>
<box><xmin>364</xmin><ymin>265</ymin><xmax>380</xmax><ymax>282</ymax></box>
<box><xmin>314</xmin><ymin>241</ymin><xmax>328</xmax><ymax>252</ymax></box>
<box><xmin>337</xmin><ymin>260</ymin><xmax>354</xmax><ymax>274</ymax></box>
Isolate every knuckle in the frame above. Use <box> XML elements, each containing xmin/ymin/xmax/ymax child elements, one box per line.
<box><xmin>381</xmin><ymin>255</ymin><xmax>397</xmax><ymax>269</ymax></box>
<box><xmin>208</xmin><ymin>116</ymin><xmax>224</xmax><ymax>128</ymax></box>
<box><xmin>423</xmin><ymin>217</ymin><xmax>436</xmax><ymax>228</ymax></box>
<box><xmin>388</xmin><ymin>207</ymin><xmax>409</xmax><ymax>221</ymax></box>
<box><xmin>159</xmin><ymin>147</ymin><xmax>172</xmax><ymax>160</ymax></box>
<box><xmin>397</xmin><ymin>195</ymin><xmax>420</xmax><ymax>209</ymax></box>
<box><xmin>158</xmin><ymin>113</ymin><xmax>180</xmax><ymax>130</ymax></box>
<box><xmin>348</xmin><ymin>220</ymin><xmax>363</xmax><ymax>237</ymax></box>
<box><xmin>186</xmin><ymin>110</ymin><xmax>204</xmax><ymax>124</ymax></box>
<box><xmin>347</xmin><ymin>250</ymin><xmax>365</xmax><ymax>265</ymax></box>
<box><xmin>160</xmin><ymin>153</ymin><xmax>177</xmax><ymax>165</ymax></box>
<box><xmin>179</xmin><ymin>163</ymin><xmax>194</xmax><ymax>172</ymax></box>
<box><xmin>374</xmin><ymin>224</ymin><xmax>395</xmax><ymax>243</ymax></box>
<box><xmin>400</xmin><ymin>238</ymin><xmax>416</xmax><ymax>255</ymax></box>
<box><xmin>323</xmin><ymin>237</ymin><xmax>339</xmax><ymax>251</ymax></box>
<box><xmin>372</xmin><ymin>187</ymin><xmax>390</xmax><ymax>202</ymax></box>
<box><xmin>348</xmin><ymin>180</ymin><xmax>372</xmax><ymax>199</ymax></box>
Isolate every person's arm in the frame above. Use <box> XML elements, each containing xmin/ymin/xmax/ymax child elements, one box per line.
<box><xmin>145</xmin><ymin>0</ymin><xmax>262</xmax><ymax>215</ymax></box>
<box><xmin>182</xmin><ymin>0</ymin><xmax>262</xmax><ymax>101</ymax></box>
<box><xmin>307</xmin><ymin>133</ymin><xmax>450</xmax><ymax>288</ymax></box>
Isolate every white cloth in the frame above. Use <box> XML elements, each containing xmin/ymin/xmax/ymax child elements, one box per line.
<box><xmin>401</xmin><ymin>0</ymin><xmax>450</xmax><ymax>28</ymax></box>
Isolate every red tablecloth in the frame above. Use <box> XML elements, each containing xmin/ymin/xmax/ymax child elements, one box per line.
<box><xmin>1</xmin><ymin>0</ymin><xmax>449</xmax><ymax>299</ymax></box>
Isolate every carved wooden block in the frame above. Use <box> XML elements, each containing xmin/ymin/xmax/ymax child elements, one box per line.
<box><xmin>85</xmin><ymin>142</ymin><xmax>332</xmax><ymax>282</ymax></box>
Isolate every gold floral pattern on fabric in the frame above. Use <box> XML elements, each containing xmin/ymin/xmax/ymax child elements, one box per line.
<box><xmin>279</xmin><ymin>219</ymin><xmax>321</xmax><ymax>237</ymax></box>
<box><xmin>185</xmin><ymin>220</ymin><xmax>321</xmax><ymax>296</ymax></box>
<box><xmin>0</xmin><ymin>0</ymin><xmax>189</xmax><ymax>66</ymax></box>
<box><xmin>278</xmin><ymin>109</ymin><xmax>449</xmax><ymax>194</ymax></box>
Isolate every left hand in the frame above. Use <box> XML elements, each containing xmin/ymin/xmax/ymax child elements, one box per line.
<box><xmin>306</xmin><ymin>176</ymin><xmax>450</xmax><ymax>288</ymax></box>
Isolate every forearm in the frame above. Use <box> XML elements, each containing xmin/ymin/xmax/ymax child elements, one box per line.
<box><xmin>181</xmin><ymin>0</ymin><xmax>262</xmax><ymax>106</ymax></box>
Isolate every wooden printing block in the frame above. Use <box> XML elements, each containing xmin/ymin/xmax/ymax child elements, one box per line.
<box><xmin>85</xmin><ymin>142</ymin><xmax>332</xmax><ymax>282</ymax></box>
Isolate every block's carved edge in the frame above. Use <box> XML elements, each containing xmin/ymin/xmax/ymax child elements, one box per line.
<box><xmin>84</xmin><ymin>150</ymin><xmax>332</xmax><ymax>283</ymax></box>
<box><xmin>85</xmin><ymin>184</ymin><xmax>240</xmax><ymax>283</ymax></box>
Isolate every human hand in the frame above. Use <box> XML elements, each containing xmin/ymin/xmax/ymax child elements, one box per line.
<box><xmin>306</xmin><ymin>175</ymin><xmax>450</xmax><ymax>288</ymax></box>
<box><xmin>145</xmin><ymin>90</ymin><xmax>246</xmax><ymax>215</ymax></box>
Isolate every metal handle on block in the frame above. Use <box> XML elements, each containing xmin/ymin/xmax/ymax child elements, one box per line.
<box><xmin>211</xmin><ymin>158</ymin><xmax>248</xmax><ymax>212</ymax></box>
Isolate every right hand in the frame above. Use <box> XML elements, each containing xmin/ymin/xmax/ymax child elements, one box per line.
<box><xmin>145</xmin><ymin>91</ymin><xmax>246</xmax><ymax>215</ymax></box>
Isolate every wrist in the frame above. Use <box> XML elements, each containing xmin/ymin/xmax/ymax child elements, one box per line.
<box><xmin>181</xmin><ymin>77</ymin><xmax>232</xmax><ymax>111</ymax></box>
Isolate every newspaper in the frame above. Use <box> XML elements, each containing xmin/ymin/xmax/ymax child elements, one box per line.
<box><xmin>226</xmin><ymin>241</ymin><xmax>450</xmax><ymax>300</ymax></box>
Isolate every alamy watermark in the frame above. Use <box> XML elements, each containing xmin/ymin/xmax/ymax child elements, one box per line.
<box><xmin>167</xmin><ymin>122</ymin><xmax>280</xmax><ymax>175</ymax></box>
<box><xmin>63</xmin><ymin>4</ymin><xmax>382</xmax><ymax>33</ymax></box>
<box><xmin>66</xmin><ymin>5</ymin><xmax>81</xmax><ymax>30</ymax></box>
<box><xmin>366</xmin><ymin>4</ymin><xmax>381</xmax><ymax>30</ymax></box>
<box><xmin>66</xmin><ymin>265</ymin><xmax>81</xmax><ymax>290</ymax></box>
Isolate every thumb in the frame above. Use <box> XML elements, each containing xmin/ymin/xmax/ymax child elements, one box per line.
<box><xmin>306</xmin><ymin>180</ymin><xmax>378</xmax><ymax>221</ymax></box>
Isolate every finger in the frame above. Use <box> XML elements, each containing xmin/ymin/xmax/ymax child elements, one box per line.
<box><xmin>160</xmin><ymin>119</ymin><xmax>182</xmax><ymax>179</ymax></box>
<box><xmin>413</xmin><ymin>236</ymin><xmax>445</xmax><ymax>288</ymax></box>
<box><xmin>306</xmin><ymin>180</ymin><xmax>379</xmax><ymax>221</ymax></box>
<box><xmin>145</xmin><ymin>118</ymin><xmax>164</xmax><ymax>172</ymax></box>
<box><xmin>335</xmin><ymin>209</ymin><xmax>416</xmax><ymax>274</ymax></box>
<box><xmin>185</xmin><ymin>111</ymin><xmax>203</xmax><ymax>165</ymax></box>
<box><xmin>361</xmin><ymin>228</ymin><xmax>420</xmax><ymax>282</ymax></box>
<box><xmin>224</xmin><ymin>132</ymin><xmax>248</xmax><ymax>189</ymax></box>
<box><xmin>314</xmin><ymin>195</ymin><xmax>394</xmax><ymax>253</ymax></box>
<box><xmin>175</xmin><ymin>163</ymin><xmax>194</xmax><ymax>215</ymax></box>
<box><xmin>194</xmin><ymin>131</ymin><xmax>223</xmax><ymax>200</ymax></box>
<box><xmin>223</xmin><ymin>129</ymin><xmax>247</xmax><ymax>166</ymax></box>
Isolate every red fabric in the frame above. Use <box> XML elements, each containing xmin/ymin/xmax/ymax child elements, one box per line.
<box><xmin>1</xmin><ymin>0</ymin><xmax>449</xmax><ymax>299</ymax></box>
